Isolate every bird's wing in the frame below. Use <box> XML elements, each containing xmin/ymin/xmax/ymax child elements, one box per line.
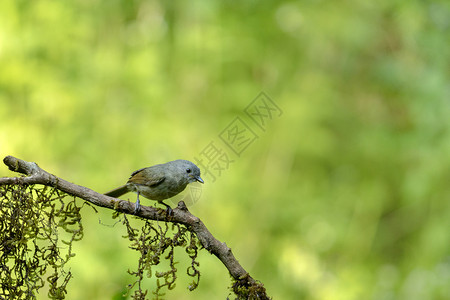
<box><xmin>128</xmin><ymin>168</ymin><xmax>166</xmax><ymax>187</ymax></box>
<box><xmin>129</xmin><ymin>167</ymin><xmax>146</xmax><ymax>177</ymax></box>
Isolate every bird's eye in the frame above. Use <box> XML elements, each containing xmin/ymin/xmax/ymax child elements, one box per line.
<box><xmin>186</xmin><ymin>168</ymin><xmax>191</xmax><ymax>173</ymax></box>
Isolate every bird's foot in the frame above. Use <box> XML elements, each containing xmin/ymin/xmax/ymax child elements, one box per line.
<box><xmin>134</xmin><ymin>198</ymin><xmax>141</xmax><ymax>214</ymax></box>
<box><xmin>161</xmin><ymin>202</ymin><xmax>173</xmax><ymax>217</ymax></box>
<box><xmin>166</xmin><ymin>206</ymin><xmax>173</xmax><ymax>216</ymax></box>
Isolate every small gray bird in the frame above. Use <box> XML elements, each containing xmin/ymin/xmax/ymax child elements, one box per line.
<box><xmin>105</xmin><ymin>160</ymin><xmax>204</xmax><ymax>213</ymax></box>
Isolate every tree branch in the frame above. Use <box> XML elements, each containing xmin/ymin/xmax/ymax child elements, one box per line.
<box><xmin>1</xmin><ymin>155</ymin><xmax>269</xmax><ymax>299</ymax></box>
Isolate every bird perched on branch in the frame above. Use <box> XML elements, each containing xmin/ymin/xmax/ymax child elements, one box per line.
<box><xmin>105</xmin><ymin>160</ymin><xmax>204</xmax><ymax>214</ymax></box>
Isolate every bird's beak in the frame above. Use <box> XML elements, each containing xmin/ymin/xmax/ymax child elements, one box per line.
<box><xmin>196</xmin><ymin>176</ymin><xmax>204</xmax><ymax>184</ymax></box>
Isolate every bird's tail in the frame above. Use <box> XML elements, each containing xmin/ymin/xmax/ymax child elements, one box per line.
<box><xmin>104</xmin><ymin>185</ymin><xmax>129</xmax><ymax>198</ymax></box>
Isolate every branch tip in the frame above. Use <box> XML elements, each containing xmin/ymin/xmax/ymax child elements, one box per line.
<box><xmin>3</xmin><ymin>156</ymin><xmax>40</xmax><ymax>176</ymax></box>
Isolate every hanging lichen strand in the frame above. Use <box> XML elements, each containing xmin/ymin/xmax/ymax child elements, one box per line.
<box><xmin>121</xmin><ymin>213</ymin><xmax>201</xmax><ymax>299</ymax></box>
<box><xmin>0</xmin><ymin>184</ymin><xmax>84</xmax><ymax>299</ymax></box>
<box><xmin>0</xmin><ymin>183</ymin><xmax>202</xmax><ymax>300</ymax></box>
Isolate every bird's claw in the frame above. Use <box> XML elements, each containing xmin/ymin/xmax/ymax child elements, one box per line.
<box><xmin>134</xmin><ymin>194</ymin><xmax>141</xmax><ymax>214</ymax></box>
<box><xmin>165</xmin><ymin>206</ymin><xmax>173</xmax><ymax>216</ymax></box>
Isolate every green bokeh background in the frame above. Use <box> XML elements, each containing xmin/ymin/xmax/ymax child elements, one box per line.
<box><xmin>1</xmin><ymin>1</ymin><xmax>449</xmax><ymax>299</ymax></box>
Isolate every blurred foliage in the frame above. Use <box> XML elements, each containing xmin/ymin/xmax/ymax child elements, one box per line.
<box><xmin>0</xmin><ymin>0</ymin><xmax>449</xmax><ymax>299</ymax></box>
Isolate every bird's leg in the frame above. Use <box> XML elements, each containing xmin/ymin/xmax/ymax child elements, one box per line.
<box><xmin>160</xmin><ymin>201</ymin><xmax>173</xmax><ymax>216</ymax></box>
<box><xmin>134</xmin><ymin>192</ymin><xmax>141</xmax><ymax>214</ymax></box>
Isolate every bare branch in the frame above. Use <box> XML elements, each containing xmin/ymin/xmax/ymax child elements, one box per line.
<box><xmin>1</xmin><ymin>155</ymin><xmax>269</xmax><ymax>299</ymax></box>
